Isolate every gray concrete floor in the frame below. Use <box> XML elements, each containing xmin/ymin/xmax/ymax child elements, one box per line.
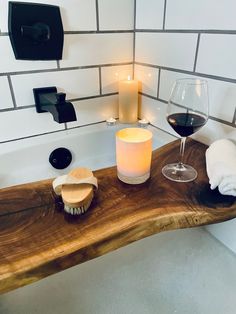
<box><xmin>0</xmin><ymin>227</ymin><xmax>236</xmax><ymax>314</ymax></box>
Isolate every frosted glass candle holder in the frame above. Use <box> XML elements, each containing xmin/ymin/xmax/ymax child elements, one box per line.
<box><xmin>116</xmin><ymin>128</ymin><xmax>153</xmax><ymax>184</ymax></box>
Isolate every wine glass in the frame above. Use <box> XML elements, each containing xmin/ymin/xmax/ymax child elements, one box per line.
<box><xmin>162</xmin><ymin>78</ymin><xmax>209</xmax><ymax>182</ymax></box>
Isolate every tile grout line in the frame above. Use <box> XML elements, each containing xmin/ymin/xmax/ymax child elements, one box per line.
<box><xmin>65</xmin><ymin>30</ymin><xmax>133</xmax><ymax>34</ymax></box>
<box><xmin>162</xmin><ymin>0</ymin><xmax>167</xmax><ymax>30</ymax></box>
<box><xmin>95</xmin><ymin>0</ymin><xmax>100</xmax><ymax>31</ymax></box>
<box><xmin>232</xmin><ymin>108</ymin><xmax>236</xmax><ymax>124</ymax></box>
<box><xmin>98</xmin><ymin>66</ymin><xmax>102</xmax><ymax>95</ymax></box>
<box><xmin>1</xmin><ymin>30</ymin><xmax>134</xmax><ymax>36</ymax></box>
<box><xmin>157</xmin><ymin>69</ymin><xmax>161</xmax><ymax>99</ymax></box>
<box><xmin>0</xmin><ymin>62</ymin><xmax>133</xmax><ymax>77</ymax></box>
<box><xmin>2</xmin><ymin>30</ymin><xmax>236</xmax><ymax>35</ymax></box>
<box><xmin>135</xmin><ymin>29</ymin><xmax>236</xmax><ymax>34</ymax></box>
<box><xmin>209</xmin><ymin>115</ymin><xmax>235</xmax><ymax>127</ymax></box>
<box><xmin>134</xmin><ymin>61</ymin><xmax>236</xmax><ymax>84</ymax></box>
<box><xmin>0</xmin><ymin>93</ymin><xmax>118</xmax><ymax>113</ymax></box>
<box><xmin>193</xmin><ymin>33</ymin><xmax>201</xmax><ymax>72</ymax></box>
<box><xmin>0</xmin><ymin>120</ymin><xmax>107</xmax><ymax>145</ymax></box>
<box><xmin>0</xmin><ymin>105</ymin><xmax>34</xmax><ymax>113</ymax></box>
<box><xmin>69</xmin><ymin>93</ymin><xmax>118</xmax><ymax>103</ymax></box>
<box><xmin>7</xmin><ymin>75</ymin><xmax>17</xmax><ymax>109</ymax></box>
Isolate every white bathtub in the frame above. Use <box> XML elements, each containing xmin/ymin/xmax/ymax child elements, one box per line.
<box><xmin>0</xmin><ymin>122</ymin><xmax>174</xmax><ymax>188</ymax></box>
<box><xmin>0</xmin><ymin>122</ymin><xmax>236</xmax><ymax>314</ymax></box>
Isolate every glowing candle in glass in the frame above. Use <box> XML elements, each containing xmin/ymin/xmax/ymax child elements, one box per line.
<box><xmin>116</xmin><ymin>128</ymin><xmax>153</xmax><ymax>184</ymax></box>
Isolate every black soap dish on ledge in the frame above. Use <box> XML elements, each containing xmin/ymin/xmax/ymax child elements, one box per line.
<box><xmin>8</xmin><ymin>1</ymin><xmax>64</xmax><ymax>60</ymax></box>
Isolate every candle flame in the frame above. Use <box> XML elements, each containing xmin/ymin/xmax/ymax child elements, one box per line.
<box><xmin>127</xmin><ymin>75</ymin><xmax>131</xmax><ymax>81</ymax></box>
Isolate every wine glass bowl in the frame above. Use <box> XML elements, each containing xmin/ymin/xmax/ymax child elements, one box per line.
<box><xmin>162</xmin><ymin>79</ymin><xmax>209</xmax><ymax>182</ymax></box>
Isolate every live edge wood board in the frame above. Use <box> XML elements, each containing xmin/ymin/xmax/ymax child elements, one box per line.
<box><xmin>0</xmin><ymin>138</ymin><xmax>236</xmax><ymax>294</ymax></box>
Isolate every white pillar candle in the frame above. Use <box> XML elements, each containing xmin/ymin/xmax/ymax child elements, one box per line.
<box><xmin>116</xmin><ymin>128</ymin><xmax>153</xmax><ymax>184</ymax></box>
<box><xmin>119</xmin><ymin>76</ymin><xmax>138</xmax><ymax>123</ymax></box>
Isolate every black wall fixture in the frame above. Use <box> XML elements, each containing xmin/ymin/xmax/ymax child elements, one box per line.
<box><xmin>8</xmin><ymin>2</ymin><xmax>64</xmax><ymax>60</ymax></box>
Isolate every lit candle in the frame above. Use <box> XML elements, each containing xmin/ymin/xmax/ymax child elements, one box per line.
<box><xmin>119</xmin><ymin>76</ymin><xmax>138</xmax><ymax>123</ymax></box>
<box><xmin>116</xmin><ymin>128</ymin><xmax>153</xmax><ymax>184</ymax></box>
<box><xmin>106</xmin><ymin>117</ymin><xmax>117</xmax><ymax>126</ymax></box>
<box><xmin>138</xmin><ymin>118</ymin><xmax>149</xmax><ymax>128</ymax></box>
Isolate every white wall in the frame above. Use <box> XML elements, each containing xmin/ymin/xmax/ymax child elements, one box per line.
<box><xmin>0</xmin><ymin>0</ymin><xmax>134</xmax><ymax>142</ymax></box>
<box><xmin>135</xmin><ymin>0</ymin><xmax>236</xmax><ymax>253</ymax></box>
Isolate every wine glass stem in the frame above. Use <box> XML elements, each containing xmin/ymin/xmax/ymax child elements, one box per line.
<box><xmin>178</xmin><ymin>137</ymin><xmax>186</xmax><ymax>168</ymax></box>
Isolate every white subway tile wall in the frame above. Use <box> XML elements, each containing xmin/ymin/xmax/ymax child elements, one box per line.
<box><xmin>67</xmin><ymin>95</ymin><xmax>119</xmax><ymax>128</ymax></box>
<box><xmin>11</xmin><ymin>68</ymin><xmax>100</xmax><ymax>107</ymax></box>
<box><xmin>135</xmin><ymin>0</ymin><xmax>236</xmax><ymax>253</ymax></box>
<box><xmin>136</xmin><ymin>0</ymin><xmax>165</xmax><ymax>29</ymax></box>
<box><xmin>135</xmin><ymin>1</ymin><xmax>236</xmax><ymax>141</ymax></box>
<box><xmin>135</xmin><ymin>64</ymin><xmax>159</xmax><ymax>98</ymax></box>
<box><xmin>0</xmin><ymin>37</ymin><xmax>57</xmax><ymax>73</ymax></box>
<box><xmin>196</xmin><ymin>34</ymin><xmax>236</xmax><ymax>80</ymax></box>
<box><xmin>0</xmin><ymin>0</ymin><xmax>134</xmax><ymax>143</ymax></box>
<box><xmin>0</xmin><ymin>108</ymin><xmax>64</xmax><ymax>143</ymax></box>
<box><xmin>0</xmin><ymin>77</ymin><xmax>14</xmax><ymax>109</ymax></box>
<box><xmin>61</xmin><ymin>33</ymin><xmax>133</xmax><ymax>68</ymax></box>
<box><xmin>191</xmin><ymin>119</ymin><xmax>236</xmax><ymax>145</ymax></box>
<box><xmin>159</xmin><ymin>70</ymin><xmax>236</xmax><ymax>123</ymax></box>
<box><xmin>135</xmin><ymin>33</ymin><xmax>198</xmax><ymax>70</ymax></box>
<box><xmin>98</xmin><ymin>0</ymin><xmax>134</xmax><ymax>30</ymax></box>
<box><xmin>165</xmin><ymin>0</ymin><xmax>236</xmax><ymax>30</ymax></box>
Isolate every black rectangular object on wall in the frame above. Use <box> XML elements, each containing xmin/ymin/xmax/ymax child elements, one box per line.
<box><xmin>8</xmin><ymin>2</ymin><xmax>64</xmax><ymax>60</ymax></box>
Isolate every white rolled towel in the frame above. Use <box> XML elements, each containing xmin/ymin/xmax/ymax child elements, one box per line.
<box><xmin>206</xmin><ymin>139</ymin><xmax>236</xmax><ymax>196</ymax></box>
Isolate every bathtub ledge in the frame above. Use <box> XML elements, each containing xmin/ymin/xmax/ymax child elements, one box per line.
<box><xmin>0</xmin><ymin>138</ymin><xmax>236</xmax><ymax>294</ymax></box>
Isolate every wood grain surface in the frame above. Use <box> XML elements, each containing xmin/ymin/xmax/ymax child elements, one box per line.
<box><xmin>0</xmin><ymin>138</ymin><xmax>235</xmax><ymax>294</ymax></box>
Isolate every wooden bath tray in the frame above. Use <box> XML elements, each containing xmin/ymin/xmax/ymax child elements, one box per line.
<box><xmin>0</xmin><ymin>138</ymin><xmax>236</xmax><ymax>294</ymax></box>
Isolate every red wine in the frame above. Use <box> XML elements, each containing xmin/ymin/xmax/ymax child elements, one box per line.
<box><xmin>167</xmin><ymin>113</ymin><xmax>206</xmax><ymax>137</ymax></box>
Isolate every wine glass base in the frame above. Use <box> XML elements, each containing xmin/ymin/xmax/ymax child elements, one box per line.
<box><xmin>162</xmin><ymin>163</ymin><xmax>197</xmax><ymax>183</ymax></box>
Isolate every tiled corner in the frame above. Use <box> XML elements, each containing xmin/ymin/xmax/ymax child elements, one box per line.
<box><xmin>67</xmin><ymin>95</ymin><xmax>118</xmax><ymax>128</ymax></box>
<box><xmin>136</xmin><ymin>0</ymin><xmax>165</xmax><ymax>30</ymax></box>
<box><xmin>60</xmin><ymin>34</ymin><xmax>133</xmax><ymax>68</ymax></box>
<box><xmin>0</xmin><ymin>108</ymin><xmax>64</xmax><ymax>143</ymax></box>
<box><xmin>135</xmin><ymin>64</ymin><xmax>159</xmax><ymax>98</ymax></box>
<box><xmin>0</xmin><ymin>77</ymin><xmax>14</xmax><ymax>110</ymax></box>
<box><xmin>159</xmin><ymin>70</ymin><xmax>236</xmax><ymax>123</ymax></box>
<box><xmin>101</xmin><ymin>64</ymin><xmax>133</xmax><ymax>94</ymax></box>
<box><xmin>98</xmin><ymin>0</ymin><xmax>134</xmax><ymax>30</ymax></box>
<box><xmin>0</xmin><ymin>0</ymin><xmax>97</xmax><ymax>32</ymax></box>
<box><xmin>166</xmin><ymin>0</ymin><xmax>236</xmax><ymax>30</ymax></box>
<box><xmin>135</xmin><ymin>33</ymin><xmax>198</xmax><ymax>71</ymax></box>
<box><xmin>0</xmin><ymin>37</ymin><xmax>57</xmax><ymax>73</ymax></box>
<box><xmin>11</xmin><ymin>68</ymin><xmax>100</xmax><ymax>107</ymax></box>
<box><xmin>196</xmin><ymin>34</ymin><xmax>236</xmax><ymax>80</ymax></box>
